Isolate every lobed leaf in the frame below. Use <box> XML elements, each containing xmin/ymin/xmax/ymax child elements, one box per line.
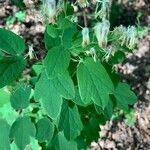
<box><xmin>10</xmin><ymin>116</ymin><xmax>36</xmax><ymax>150</ymax></box>
<box><xmin>10</xmin><ymin>84</ymin><xmax>31</xmax><ymax>109</ymax></box>
<box><xmin>49</xmin><ymin>132</ymin><xmax>78</xmax><ymax>150</ymax></box>
<box><xmin>77</xmin><ymin>58</ymin><xmax>114</xmax><ymax>108</ymax></box>
<box><xmin>0</xmin><ymin>119</ymin><xmax>10</xmax><ymax>150</ymax></box>
<box><xmin>36</xmin><ymin>117</ymin><xmax>54</xmax><ymax>142</ymax></box>
<box><xmin>58</xmin><ymin>102</ymin><xmax>83</xmax><ymax>140</ymax></box>
<box><xmin>34</xmin><ymin>71</ymin><xmax>75</xmax><ymax>119</ymax></box>
<box><xmin>0</xmin><ymin>56</ymin><xmax>26</xmax><ymax>88</ymax></box>
<box><xmin>0</xmin><ymin>28</ymin><xmax>25</xmax><ymax>55</ymax></box>
<box><xmin>44</xmin><ymin>46</ymin><xmax>70</xmax><ymax>78</ymax></box>
<box><xmin>114</xmin><ymin>83</ymin><xmax>137</xmax><ymax>110</ymax></box>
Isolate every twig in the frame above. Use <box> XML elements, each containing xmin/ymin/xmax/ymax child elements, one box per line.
<box><xmin>83</xmin><ymin>9</ymin><xmax>87</xmax><ymax>27</ymax></box>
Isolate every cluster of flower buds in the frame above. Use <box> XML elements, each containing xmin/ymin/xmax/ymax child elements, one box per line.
<box><xmin>82</xmin><ymin>27</ymin><xmax>90</xmax><ymax>47</ymax></box>
<box><xmin>41</xmin><ymin>0</ymin><xmax>62</xmax><ymax>24</ymax></box>
<box><xmin>81</xmin><ymin>19</ymin><xmax>110</xmax><ymax>49</ymax></box>
<box><xmin>77</xmin><ymin>0</ymin><xmax>89</xmax><ymax>8</ymax></box>
<box><xmin>95</xmin><ymin>0</ymin><xmax>111</xmax><ymax>19</ymax></box>
<box><xmin>113</xmin><ymin>25</ymin><xmax>137</xmax><ymax>49</ymax></box>
<box><xmin>94</xmin><ymin>19</ymin><xmax>110</xmax><ymax>48</ymax></box>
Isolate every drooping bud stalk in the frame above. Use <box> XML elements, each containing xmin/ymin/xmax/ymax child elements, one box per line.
<box><xmin>77</xmin><ymin>0</ymin><xmax>89</xmax><ymax>8</ymax></box>
<box><xmin>94</xmin><ymin>19</ymin><xmax>110</xmax><ymax>48</ymax></box>
<box><xmin>82</xmin><ymin>27</ymin><xmax>90</xmax><ymax>47</ymax></box>
<box><xmin>95</xmin><ymin>0</ymin><xmax>111</xmax><ymax>19</ymax></box>
<box><xmin>102</xmin><ymin>46</ymin><xmax>112</xmax><ymax>61</ymax></box>
<box><xmin>28</xmin><ymin>45</ymin><xmax>34</xmax><ymax>60</ymax></box>
<box><xmin>41</xmin><ymin>0</ymin><xmax>58</xmax><ymax>24</ymax></box>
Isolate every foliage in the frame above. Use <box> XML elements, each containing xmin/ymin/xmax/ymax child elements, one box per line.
<box><xmin>0</xmin><ymin>0</ymin><xmax>138</xmax><ymax>149</ymax></box>
<box><xmin>124</xmin><ymin>109</ymin><xmax>136</xmax><ymax>127</ymax></box>
<box><xmin>6</xmin><ymin>11</ymin><xmax>26</xmax><ymax>25</ymax></box>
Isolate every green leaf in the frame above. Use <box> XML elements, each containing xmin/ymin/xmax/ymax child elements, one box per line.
<box><xmin>114</xmin><ymin>83</ymin><xmax>137</xmax><ymax>110</ymax></box>
<box><xmin>10</xmin><ymin>142</ymin><xmax>19</xmax><ymax>150</ymax></box>
<box><xmin>44</xmin><ymin>27</ymin><xmax>61</xmax><ymax>50</ymax></box>
<box><xmin>58</xmin><ymin>18</ymin><xmax>74</xmax><ymax>30</ymax></box>
<box><xmin>6</xmin><ymin>16</ymin><xmax>16</xmax><ymax>25</ymax></box>
<box><xmin>25</xmin><ymin>138</ymin><xmax>40</xmax><ymax>150</ymax></box>
<box><xmin>0</xmin><ymin>90</ymin><xmax>18</xmax><ymax>127</ymax></box>
<box><xmin>11</xmin><ymin>138</ymin><xmax>40</xmax><ymax>150</ymax></box>
<box><xmin>0</xmin><ymin>119</ymin><xmax>10</xmax><ymax>150</ymax></box>
<box><xmin>58</xmin><ymin>102</ymin><xmax>83</xmax><ymax>140</ymax></box>
<box><xmin>62</xmin><ymin>27</ymin><xmax>76</xmax><ymax>49</ymax></box>
<box><xmin>72</xmin><ymin>88</ymin><xmax>91</xmax><ymax>107</ymax></box>
<box><xmin>124</xmin><ymin>109</ymin><xmax>136</xmax><ymax>127</ymax></box>
<box><xmin>32</xmin><ymin>64</ymin><xmax>43</xmax><ymax>75</ymax></box>
<box><xmin>77</xmin><ymin>106</ymin><xmax>107</xmax><ymax>146</ymax></box>
<box><xmin>0</xmin><ymin>29</ymin><xmax>25</xmax><ymax>55</ymax></box>
<box><xmin>34</xmin><ymin>71</ymin><xmax>75</xmax><ymax>119</ymax></box>
<box><xmin>77</xmin><ymin>58</ymin><xmax>114</xmax><ymax>108</ymax></box>
<box><xmin>10</xmin><ymin>116</ymin><xmax>36</xmax><ymax>150</ymax></box>
<box><xmin>0</xmin><ymin>88</ymin><xmax>10</xmax><ymax>107</ymax></box>
<box><xmin>57</xmin><ymin>18</ymin><xmax>76</xmax><ymax>49</ymax></box>
<box><xmin>15</xmin><ymin>11</ymin><xmax>26</xmax><ymax>22</ymax></box>
<box><xmin>0</xmin><ymin>102</ymin><xmax>18</xmax><ymax>125</ymax></box>
<box><xmin>0</xmin><ymin>56</ymin><xmax>26</xmax><ymax>88</ymax></box>
<box><xmin>47</xmin><ymin>25</ymin><xmax>59</xmax><ymax>38</ymax></box>
<box><xmin>11</xmin><ymin>0</ymin><xmax>25</xmax><ymax>9</ymax></box>
<box><xmin>95</xmin><ymin>98</ymin><xmax>114</xmax><ymax>119</ymax></box>
<box><xmin>36</xmin><ymin>117</ymin><xmax>54</xmax><ymax>142</ymax></box>
<box><xmin>44</xmin><ymin>46</ymin><xmax>70</xmax><ymax>78</ymax></box>
<box><xmin>10</xmin><ymin>84</ymin><xmax>31</xmax><ymax>109</ymax></box>
<box><xmin>109</xmin><ymin>51</ymin><xmax>125</xmax><ymax>64</ymax></box>
<box><xmin>49</xmin><ymin>132</ymin><xmax>78</xmax><ymax>150</ymax></box>
<box><xmin>81</xmin><ymin>113</ymin><xmax>105</xmax><ymax>146</ymax></box>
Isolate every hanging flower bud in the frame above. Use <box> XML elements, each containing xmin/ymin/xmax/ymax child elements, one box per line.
<box><xmin>126</xmin><ymin>26</ymin><xmax>136</xmax><ymax>49</ymax></box>
<box><xmin>113</xmin><ymin>25</ymin><xmax>127</xmax><ymax>46</ymax></box>
<box><xmin>77</xmin><ymin>0</ymin><xmax>89</xmax><ymax>8</ymax></box>
<box><xmin>95</xmin><ymin>0</ymin><xmax>111</xmax><ymax>19</ymax></box>
<box><xmin>113</xmin><ymin>25</ymin><xmax>136</xmax><ymax>49</ymax></box>
<box><xmin>82</xmin><ymin>27</ymin><xmax>90</xmax><ymax>47</ymax></box>
<box><xmin>41</xmin><ymin>0</ymin><xmax>57</xmax><ymax>24</ymax></box>
<box><xmin>94</xmin><ymin>19</ymin><xmax>110</xmax><ymax>48</ymax></box>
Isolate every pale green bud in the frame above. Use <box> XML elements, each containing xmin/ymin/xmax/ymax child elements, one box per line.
<box><xmin>82</xmin><ymin>27</ymin><xmax>90</xmax><ymax>47</ymax></box>
<box><xmin>113</xmin><ymin>25</ymin><xmax>136</xmax><ymax>49</ymax></box>
<box><xmin>41</xmin><ymin>0</ymin><xmax>58</xmax><ymax>24</ymax></box>
<box><xmin>77</xmin><ymin>0</ymin><xmax>89</xmax><ymax>8</ymax></box>
<box><xmin>94</xmin><ymin>19</ymin><xmax>110</xmax><ymax>48</ymax></box>
<box><xmin>126</xmin><ymin>26</ymin><xmax>136</xmax><ymax>49</ymax></box>
<box><xmin>95</xmin><ymin>0</ymin><xmax>110</xmax><ymax>19</ymax></box>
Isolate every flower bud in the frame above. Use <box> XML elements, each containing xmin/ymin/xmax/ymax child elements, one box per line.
<box><xmin>94</xmin><ymin>19</ymin><xmax>110</xmax><ymax>48</ymax></box>
<box><xmin>126</xmin><ymin>26</ymin><xmax>136</xmax><ymax>49</ymax></box>
<box><xmin>113</xmin><ymin>25</ymin><xmax>127</xmax><ymax>46</ymax></box>
<box><xmin>41</xmin><ymin>0</ymin><xmax>57</xmax><ymax>24</ymax></box>
<box><xmin>113</xmin><ymin>25</ymin><xmax>136</xmax><ymax>49</ymax></box>
<box><xmin>82</xmin><ymin>27</ymin><xmax>90</xmax><ymax>47</ymax></box>
<box><xmin>95</xmin><ymin>0</ymin><xmax>110</xmax><ymax>19</ymax></box>
<box><xmin>77</xmin><ymin>0</ymin><xmax>89</xmax><ymax>8</ymax></box>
